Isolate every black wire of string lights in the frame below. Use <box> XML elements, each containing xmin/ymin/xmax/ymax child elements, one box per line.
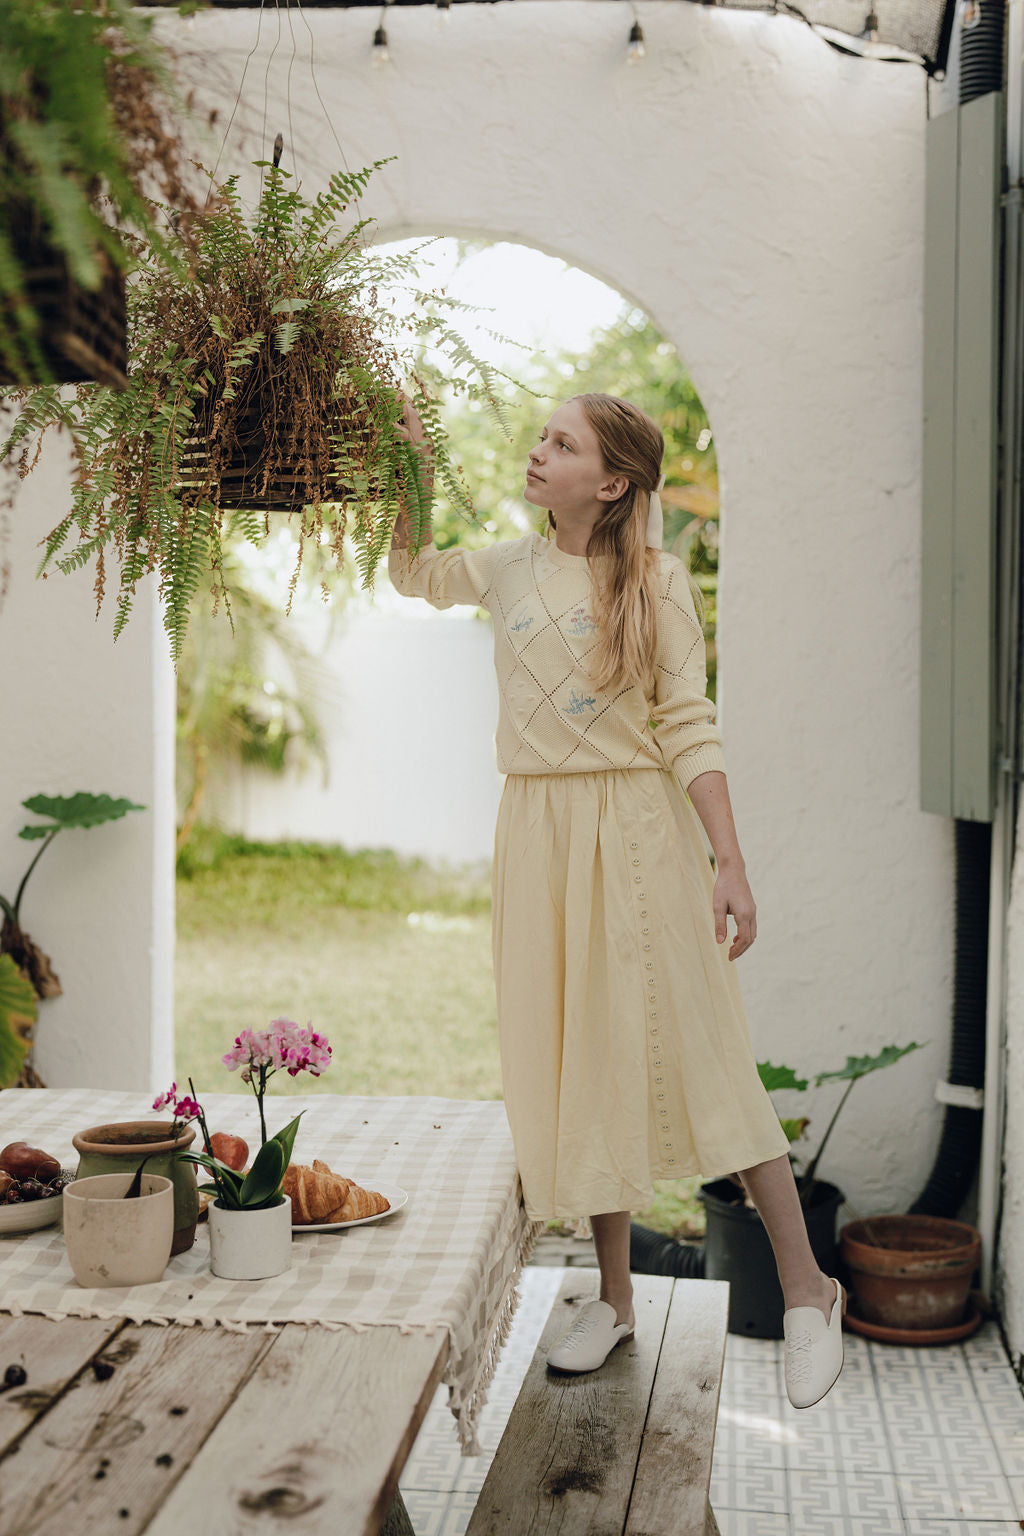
<box><xmin>365</xmin><ymin>0</ymin><xmax>932</xmax><ymax>71</ymax></box>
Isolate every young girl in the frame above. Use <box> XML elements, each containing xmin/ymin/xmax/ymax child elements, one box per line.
<box><xmin>389</xmin><ymin>391</ymin><xmax>845</xmax><ymax>1409</ymax></box>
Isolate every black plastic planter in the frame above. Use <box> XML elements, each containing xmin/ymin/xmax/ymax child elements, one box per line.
<box><xmin>630</xmin><ymin>1176</ymin><xmax>846</xmax><ymax>1339</ymax></box>
<box><xmin>700</xmin><ymin>1176</ymin><xmax>846</xmax><ymax>1338</ymax></box>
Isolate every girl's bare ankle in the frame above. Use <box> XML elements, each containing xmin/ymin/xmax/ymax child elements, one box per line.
<box><xmin>600</xmin><ymin>1291</ymin><xmax>634</xmax><ymax>1326</ymax></box>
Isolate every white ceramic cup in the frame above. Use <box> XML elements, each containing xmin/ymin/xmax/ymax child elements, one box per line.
<box><xmin>62</xmin><ymin>1172</ymin><xmax>175</xmax><ymax>1288</ymax></box>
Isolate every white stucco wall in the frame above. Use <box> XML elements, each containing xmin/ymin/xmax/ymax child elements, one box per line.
<box><xmin>153</xmin><ymin>0</ymin><xmax>958</xmax><ymax>1227</ymax></box>
<box><xmin>209</xmin><ymin>589</ymin><xmax>503</xmax><ymax>866</ymax></box>
<box><xmin>0</xmin><ymin>428</ymin><xmax>176</xmax><ymax>1092</ymax></box>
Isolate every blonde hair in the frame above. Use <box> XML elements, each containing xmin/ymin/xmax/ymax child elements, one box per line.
<box><xmin>547</xmin><ymin>392</ymin><xmax>701</xmax><ymax>697</ymax></box>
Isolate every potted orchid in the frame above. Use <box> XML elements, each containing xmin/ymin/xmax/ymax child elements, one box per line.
<box><xmin>153</xmin><ymin>1017</ymin><xmax>332</xmax><ymax>1280</ymax></box>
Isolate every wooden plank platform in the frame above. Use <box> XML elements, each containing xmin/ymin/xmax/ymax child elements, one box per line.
<box><xmin>466</xmin><ymin>1271</ymin><xmax>728</xmax><ymax>1536</ymax></box>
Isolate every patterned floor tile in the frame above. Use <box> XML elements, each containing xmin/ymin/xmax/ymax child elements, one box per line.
<box><xmin>721</xmin><ymin>1349</ymin><xmax>784</xmax><ymax>1399</ymax></box>
<box><xmin>781</xmin><ymin>1411</ymin><xmax>895</xmax><ymax>1477</ymax></box>
<box><xmin>890</xmin><ymin>1469</ymin><xmax>1015</xmax><ymax>1521</ymax></box>
<box><xmin>787</xmin><ymin>1466</ymin><xmax>905</xmax><ymax>1533</ymax></box>
<box><xmin>713</xmin><ymin>1509</ymin><xmax>792</xmax><ymax>1536</ymax></box>
<box><xmin>962</xmin><ymin>1321</ymin><xmax>1014</xmax><ymax>1364</ymax></box>
<box><xmin>713</xmin><ymin>1401</ymin><xmax>793</xmax><ymax>1466</ymax></box>
<box><xmin>1006</xmin><ymin>1474</ymin><xmax>1024</xmax><ymax>1513</ymax></box>
<box><xmin>869</xmin><ymin>1341</ymin><xmax>1018</xmax><ymax>1508</ymax></box>
<box><xmin>903</xmin><ymin>1524</ymin><xmax>1024</xmax><ymax>1535</ymax></box>
<box><xmin>438</xmin><ymin>1489</ymin><xmax>483</xmax><ymax>1536</ymax></box>
<box><xmin>400</xmin><ymin>1413</ymin><xmax>470</xmax><ymax>1494</ymax></box>
<box><xmin>724</xmin><ymin>1333</ymin><xmax>782</xmax><ymax>1361</ymax></box>
<box><xmin>709</xmin><ymin>1460</ymin><xmax>788</xmax><ymax>1512</ymax></box>
<box><xmin>395</xmin><ymin>1486</ymin><xmax>447</xmax><ymax>1535</ymax></box>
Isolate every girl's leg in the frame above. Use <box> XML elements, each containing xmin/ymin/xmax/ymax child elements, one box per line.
<box><xmin>591</xmin><ymin>1210</ymin><xmax>635</xmax><ymax>1326</ymax></box>
<box><xmin>735</xmin><ymin>1151</ymin><xmax>838</xmax><ymax>1321</ymax></box>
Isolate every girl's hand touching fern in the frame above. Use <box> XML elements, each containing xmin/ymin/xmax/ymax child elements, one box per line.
<box><xmin>391</xmin><ymin>393</ymin><xmax>435</xmax><ymax>553</ymax></box>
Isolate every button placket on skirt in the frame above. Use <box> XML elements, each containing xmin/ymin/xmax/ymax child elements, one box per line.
<box><xmin>627</xmin><ymin>828</ymin><xmax>676</xmax><ymax>1169</ymax></box>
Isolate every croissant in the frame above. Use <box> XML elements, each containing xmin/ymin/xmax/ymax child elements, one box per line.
<box><xmin>282</xmin><ymin>1161</ymin><xmax>351</xmax><ymax>1224</ymax></box>
<box><xmin>283</xmin><ymin>1159</ymin><xmax>390</xmax><ymax>1224</ymax></box>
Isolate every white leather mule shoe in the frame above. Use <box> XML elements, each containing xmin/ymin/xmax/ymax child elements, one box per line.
<box><xmin>783</xmin><ymin>1277</ymin><xmax>846</xmax><ymax>1408</ymax></box>
<box><xmin>546</xmin><ymin>1299</ymin><xmax>636</xmax><ymax>1374</ymax></box>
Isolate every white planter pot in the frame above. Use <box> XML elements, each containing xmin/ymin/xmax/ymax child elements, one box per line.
<box><xmin>208</xmin><ymin>1196</ymin><xmax>292</xmax><ymax>1279</ymax></box>
<box><xmin>62</xmin><ymin>1173</ymin><xmax>174</xmax><ymax>1288</ymax></box>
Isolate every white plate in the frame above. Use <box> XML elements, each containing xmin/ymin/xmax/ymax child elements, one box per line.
<box><xmin>291</xmin><ymin>1181</ymin><xmax>408</xmax><ymax>1232</ymax></box>
<box><xmin>0</xmin><ymin>1166</ymin><xmax>75</xmax><ymax>1234</ymax></box>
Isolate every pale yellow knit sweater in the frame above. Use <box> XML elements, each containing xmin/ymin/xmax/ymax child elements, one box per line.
<box><xmin>387</xmin><ymin>528</ymin><xmax>726</xmax><ymax>788</ymax></box>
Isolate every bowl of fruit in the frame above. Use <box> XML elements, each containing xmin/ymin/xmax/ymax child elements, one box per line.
<box><xmin>0</xmin><ymin>1143</ymin><xmax>76</xmax><ymax>1233</ymax></box>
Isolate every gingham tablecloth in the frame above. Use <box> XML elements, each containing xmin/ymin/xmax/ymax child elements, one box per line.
<box><xmin>0</xmin><ymin>1089</ymin><xmax>542</xmax><ymax>1453</ymax></box>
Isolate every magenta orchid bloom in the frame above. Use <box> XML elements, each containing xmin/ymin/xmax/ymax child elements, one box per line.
<box><xmin>220</xmin><ymin>1018</ymin><xmax>332</xmax><ymax>1146</ymax></box>
<box><xmin>152</xmin><ymin>1085</ymin><xmax>202</xmax><ymax>1124</ymax></box>
<box><xmin>222</xmin><ymin>1020</ymin><xmax>332</xmax><ymax>1080</ymax></box>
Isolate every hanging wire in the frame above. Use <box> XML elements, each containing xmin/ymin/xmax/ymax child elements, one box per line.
<box><xmin>203</xmin><ymin>1</ymin><xmax>371</xmax><ymax>229</ymax></box>
<box><xmin>282</xmin><ymin>1</ymin><xmax>300</xmax><ymax>186</ymax></box>
<box><xmin>294</xmin><ymin>0</ymin><xmax>352</xmax><ymax>176</ymax></box>
<box><xmin>203</xmin><ymin>1</ymin><xmax>272</xmax><ymax>208</ymax></box>
<box><xmin>258</xmin><ymin>2</ymin><xmax>284</xmax><ymax>198</ymax></box>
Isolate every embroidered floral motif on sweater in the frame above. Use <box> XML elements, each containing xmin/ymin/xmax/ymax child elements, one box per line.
<box><xmin>509</xmin><ymin>602</ymin><xmax>534</xmax><ymax>635</ymax></box>
<box><xmin>564</xmin><ymin>687</ymin><xmax>598</xmax><ymax>716</ymax></box>
<box><xmin>387</xmin><ymin>532</ymin><xmax>727</xmax><ymax>787</ymax></box>
<box><xmin>566</xmin><ymin>605</ymin><xmax>599</xmax><ymax>638</ymax></box>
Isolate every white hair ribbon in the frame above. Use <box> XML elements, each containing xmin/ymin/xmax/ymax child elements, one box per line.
<box><xmin>646</xmin><ymin>472</ymin><xmax>666</xmax><ymax>549</ymax></box>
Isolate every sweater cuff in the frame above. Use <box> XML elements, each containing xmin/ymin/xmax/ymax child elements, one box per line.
<box><xmin>675</xmin><ymin>743</ymin><xmax>727</xmax><ymax>788</ymax></box>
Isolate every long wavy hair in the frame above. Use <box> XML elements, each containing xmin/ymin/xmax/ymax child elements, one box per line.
<box><xmin>546</xmin><ymin>393</ymin><xmax>693</xmax><ymax>697</ymax></box>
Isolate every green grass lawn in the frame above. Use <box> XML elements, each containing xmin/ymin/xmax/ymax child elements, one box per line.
<box><xmin>175</xmin><ymin>830</ymin><xmax>706</xmax><ymax>1239</ymax></box>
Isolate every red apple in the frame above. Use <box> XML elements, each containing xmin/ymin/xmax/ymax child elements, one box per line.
<box><xmin>209</xmin><ymin>1132</ymin><xmax>248</xmax><ymax>1171</ymax></box>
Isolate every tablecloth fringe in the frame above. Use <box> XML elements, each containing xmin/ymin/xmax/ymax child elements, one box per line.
<box><xmin>446</xmin><ymin>1214</ymin><xmax>544</xmax><ymax>1456</ymax></box>
<box><xmin>1</xmin><ymin>1301</ymin><xmax>448</xmax><ymax>1337</ymax></box>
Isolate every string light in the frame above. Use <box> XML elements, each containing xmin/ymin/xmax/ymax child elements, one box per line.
<box><xmin>373</xmin><ymin>18</ymin><xmax>390</xmax><ymax>64</ymax></box>
<box><xmin>859</xmin><ymin>9</ymin><xmax>879</xmax><ymax>41</ymax></box>
<box><xmin>436</xmin><ymin>0</ymin><xmax>452</xmax><ymax>20</ymax></box>
<box><xmin>627</xmin><ymin>19</ymin><xmax>646</xmax><ymax>62</ymax></box>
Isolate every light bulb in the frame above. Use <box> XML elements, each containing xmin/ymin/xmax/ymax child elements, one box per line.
<box><xmin>436</xmin><ymin>0</ymin><xmax>452</xmax><ymax>21</ymax></box>
<box><xmin>373</xmin><ymin>24</ymin><xmax>390</xmax><ymax>63</ymax></box>
<box><xmin>627</xmin><ymin>20</ymin><xmax>646</xmax><ymax>62</ymax></box>
<box><xmin>859</xmin><ymin>9</ymin><xmax>879</xmax><ymax>40</ymax></box>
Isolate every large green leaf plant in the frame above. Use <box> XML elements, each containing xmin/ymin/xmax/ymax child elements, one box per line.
<box><xmin>741</xmin><ymin>1042</ymin><xmax>928</xmax><ymax>1207</ymax></box>
<box><xmin>0</xmin><ymin>791</ymin><xmax>145</xmax><ymax>1087</ymax></box>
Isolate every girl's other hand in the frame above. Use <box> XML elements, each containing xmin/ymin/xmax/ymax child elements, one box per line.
<box><xmin>395</xmin><ymin>391</ymin><xmax>428</xmax><ymax>448</ymax></box>
<box><xmin>712</xmin><ymin>862</ymin><xmax>757</xmax><ymax>960</ymax></box>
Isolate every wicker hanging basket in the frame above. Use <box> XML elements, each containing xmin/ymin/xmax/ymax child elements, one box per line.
<box><xmin>0</xmin><ymin>200</ymin><xmax>128</xmax><ymax>391</ymax></box>
<box><xmin>176</xmin><ymin>380</ymin><xmax>390</xmax><ymax>513</ymax></box>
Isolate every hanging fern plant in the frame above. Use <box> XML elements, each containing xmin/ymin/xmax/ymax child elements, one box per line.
<box><xmin>0</xmin><ymin>0</ymin><xmax>211</xmax><ymax>387</ymax></box>
<box><xmin>0</xmin><ymin>157</ymin><xmax>515</xmax><ymax>661</ymax></box>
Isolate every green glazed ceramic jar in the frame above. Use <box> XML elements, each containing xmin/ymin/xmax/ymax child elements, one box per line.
<box><xmin>72</xmin><ymin>1120</ymin><xmax>199</xmax><ymax>1256</ymax></box>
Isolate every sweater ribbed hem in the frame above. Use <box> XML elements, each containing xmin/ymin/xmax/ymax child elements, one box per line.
<box><xmin>675</xmin><ymin>743</ymin><xmax>727</xmax><ymax>787</ymax></box>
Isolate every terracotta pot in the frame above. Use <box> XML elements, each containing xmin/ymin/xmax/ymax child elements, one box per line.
<box><xmin>72</xmin><ymin>1120</ymin><xmax>198</xmax><ymax>1256</ymax></box>
<box><xmin>207</xmin><ymin>1196</ymin><xmax>292</xmax><ymax>1280</ymax></box>
<box><xmin>63</xmin><ymin>1172</ymin><xmax>174</xmax><ymax>1287</ymax></box>
<box><xmin>839</xmin><ymin>1214</ymin><xmax>981</xmax><ymax>1330</ymax></box>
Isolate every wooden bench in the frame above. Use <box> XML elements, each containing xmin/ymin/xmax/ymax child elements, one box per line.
<box><xmin>465</xmin><ymin>1270</ymin><xmax>728</xmax><ymax>1536</ymax></box>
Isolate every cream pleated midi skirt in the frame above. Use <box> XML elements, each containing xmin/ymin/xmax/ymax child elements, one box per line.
<box><xmin>491</xmin><ymin>766</ymin><xmax>791</xmax><ymax>1222</ymax></box>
